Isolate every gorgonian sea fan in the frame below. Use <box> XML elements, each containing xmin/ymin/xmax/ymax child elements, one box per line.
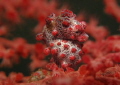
<box><xmin>36</xmin><ymin>9</ymin><xmax>89</xmax><ymax>69</ymax></box>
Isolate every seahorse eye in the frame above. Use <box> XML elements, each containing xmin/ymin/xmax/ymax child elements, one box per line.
<box><xmin>75</xmin><ymin>31</ymin><xmax>79</xmax><ymax>33</ymax></box>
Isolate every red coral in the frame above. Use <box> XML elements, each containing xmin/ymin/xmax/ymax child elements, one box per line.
<box><xmin>104</xmin><ymin>0</ymin><xmax>120</xmax><ymax>22</ymax></box>
<box><xmin>0</xmin><ymin>0</ymin><xmax>120</xmax><ymax>85</ymax></box>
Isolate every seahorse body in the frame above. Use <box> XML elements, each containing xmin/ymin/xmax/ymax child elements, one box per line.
<box><xmin>36</xmin><ymin>9</ymin><xmax>88</xmax><ymax>68</ymax></box>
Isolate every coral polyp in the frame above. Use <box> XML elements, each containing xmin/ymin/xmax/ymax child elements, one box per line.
<box><xmin>36</xmin><ymin>9</ymin><xmax>89</xmax><ymax>68</ymax></box>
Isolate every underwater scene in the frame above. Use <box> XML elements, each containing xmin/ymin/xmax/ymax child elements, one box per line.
<box><xmin>0</xmin><ymin>0</ymin><xmax>120</xmax><ymax>85</ymax></box>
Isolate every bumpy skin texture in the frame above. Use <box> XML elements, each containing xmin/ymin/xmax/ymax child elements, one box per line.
<box><xmin>29</xmin><ymin>69</ymin><xmax>51</xmax><ymax>82</ymax></box>
<box><xmin>36</xmin><ymin>9</ymin><xmax>88</xmax><ymax>68</ymax></box>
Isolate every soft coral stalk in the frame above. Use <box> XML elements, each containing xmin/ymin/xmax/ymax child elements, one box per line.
<box><xmin>0</xmin><ymin>37</ymin><xmax>47</xmax><ymax>69</ymax></box>
<box><xmin>104</xmin><ymin>0</ymin><xmax>120</xmax><ymax>22</ymax></box>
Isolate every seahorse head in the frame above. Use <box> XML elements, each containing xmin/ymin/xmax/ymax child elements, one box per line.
<box><xmin>45</xmin><ymin>9</ymin><xmax>88</xmax><ymax>42</ymax></box>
